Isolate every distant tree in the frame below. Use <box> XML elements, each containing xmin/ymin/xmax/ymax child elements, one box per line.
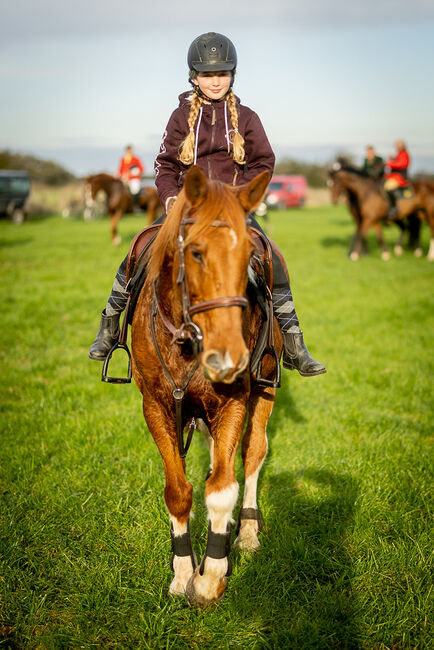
<box><xmin>274</xmin><ymin>158</ymin><xmax>327</xmax><ymax>187</ymax></box>
<box><xmin>0</xmin><ymin>150</ymin><xmax>76</xmax><ymax>185</ymax></box>
<box><xmin>413</xmin><ymin>171</ymin><xmax>434</xmax><ymax>181</ymax></box>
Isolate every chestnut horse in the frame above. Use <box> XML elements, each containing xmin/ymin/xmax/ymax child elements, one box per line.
<box><xmin>84</xmin><ymin>173</ymin><xmax>162</xmax><ymax>245</ymax></box>
<box><xmin>328</xmin><ymin>162</ymin><xmax>434</xmax><ymax>261</ymax></box>
<box><xmin>131</xmin><ymin>166</ymin><xmax>282</xmax><ymax>607</ymax></box>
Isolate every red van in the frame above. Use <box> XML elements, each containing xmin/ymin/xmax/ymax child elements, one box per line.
<box><xmin>265</xmin><ymin>175</ymin><xmax>307</xmax><ymax>209</ymax></box>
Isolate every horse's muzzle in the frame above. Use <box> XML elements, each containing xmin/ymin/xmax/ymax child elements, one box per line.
<box><xmin>202</xmin><ymin>348</ymin><xmax>250</xmax><ymax>384</ymax></box>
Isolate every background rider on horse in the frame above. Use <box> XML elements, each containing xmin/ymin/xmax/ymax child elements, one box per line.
<box><xmin>362</xmin><ymin>145</ymin><xmax>385</xmax><ymax>181</ymax></box>
<box><xmin>118</xmin><ymin>144</ymin><xmax>145</xmax><ymax>210</ymax></box>
<box><xmin>384</xmin><ymin>140</ymin><xmax>411</xmax><ymax>218</ymax></box>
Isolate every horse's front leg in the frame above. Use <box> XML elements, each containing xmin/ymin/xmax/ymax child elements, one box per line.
<box><xmin>393</xmin><ymin>219</ymin><xmax>406</xmax><ymax>256</ymax></box>
<box><xmin>186</xmin><ymin>401</ymin><xmax>246</xmax><ymax>607</ymax></box>
<box><xmin>372</xmin><ymin>222</ymin><xmax>391</xmax><ymax>260</ymax></box>
<box><xmin>143</xmin><ymin>399</ymin><xmax>196</xmax><ymax>596</ymax></box>
<box><xmin>110</xmin><ymin>209</ymin><xmax>123</xmax><ymax>246</ymax></box>
<box><xmin>235</xmin><ymin>387</ymin><xmax>275</xmax><ymax>551</ymax></box>
<box><xmin>350</xmin><ymin>219</ymin><xmax>371</xmax><ymax>261</ymax></box>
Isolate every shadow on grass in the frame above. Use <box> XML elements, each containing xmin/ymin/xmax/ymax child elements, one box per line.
<box><xmin>320</xmin><ymin>235</ymin><xmax>354</xmax><ymax>250</ymax></box>
<box><xmin>0</xmin><ymin>236</ymin><xmax>34</xmax><ymax>248</ymax></box>
<box><xmin>230</xmin><ymin>468</ymin><xmax>360</xmax><ymax>648</ymax></box>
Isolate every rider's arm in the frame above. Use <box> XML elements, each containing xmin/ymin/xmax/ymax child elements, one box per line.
<box><xmin>154</xmin><ymin>108</ymin><xmax>186</xmax><ymax>207</ymax></box>
<box><xmin>241</xmin><ymin>110</ymin><xmax>275</xmax><ymax>182</ymax></box>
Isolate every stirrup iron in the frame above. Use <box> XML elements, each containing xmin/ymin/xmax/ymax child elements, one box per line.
<box><xmin>101</xmin><ymin>341</ymin><xmax>132</xmax><ymax>384</ymax></box>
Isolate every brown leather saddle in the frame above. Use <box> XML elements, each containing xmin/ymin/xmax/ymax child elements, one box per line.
<box><xmin>106</xmin><ymin>223</ymin><xmax>281</xmax><ymax>388</ymax></box>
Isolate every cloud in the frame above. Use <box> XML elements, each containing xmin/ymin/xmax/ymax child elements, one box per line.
<box><xmin>2</xmin><ymin>0</ymin><xmax>434</xmax><ymax>41</ymax></box>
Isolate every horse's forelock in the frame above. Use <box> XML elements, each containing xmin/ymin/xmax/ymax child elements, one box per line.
<box><xmin>185</xmin><ymin>182</ymin><xmax>246</xmax><ymax>244</ymax></box>
<box><xmin>147</xmin><ymin>181</ymin><xmax>247</xmax><ymax>283</ymax></box>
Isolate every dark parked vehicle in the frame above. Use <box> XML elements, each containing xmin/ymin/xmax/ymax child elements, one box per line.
<box><xmin>0</xmin><ymin>170</ymin><xmax>31</xmax><ymax>223</ymax></box>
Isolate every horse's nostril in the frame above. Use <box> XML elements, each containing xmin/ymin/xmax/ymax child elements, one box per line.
<box><xmin>204</xmin><ymin>352</ymin><xmax>224</xmax><ymax>371</ymax></box>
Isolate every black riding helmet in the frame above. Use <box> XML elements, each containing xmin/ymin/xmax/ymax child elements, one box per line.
<box><xmin>188</xmin><ymin>32</ymin><xmax>237</xmax><ymax>74</ymax></box>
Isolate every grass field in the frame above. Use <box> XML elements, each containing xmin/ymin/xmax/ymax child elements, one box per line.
<box><xmin>1</xmin><ymin>206</ymin><xmax>433</xmax><ymax>649</ymax></box>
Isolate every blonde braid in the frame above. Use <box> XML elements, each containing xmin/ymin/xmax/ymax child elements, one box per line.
<box><xmin>179</xmin><ymin>93</ymin><xmax>203</xmax><ymax>165</ymax></box>
<box><xmin>227</xmin><ymin>90</ymin><xmax>245</xmax><ymax>165</ymax></box>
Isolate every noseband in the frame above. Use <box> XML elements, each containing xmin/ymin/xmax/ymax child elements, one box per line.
<box><xmin>151</xmin><ymin>213</ymin><xmax>250</xmax><ymax>458</ymax></box>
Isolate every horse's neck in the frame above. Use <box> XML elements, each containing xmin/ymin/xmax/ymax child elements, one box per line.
<box><xmin>156</xmin><ymin>258</ymin><xmax>183</xmax><ymax>324</ymax></box>
<box><xmin>98</xmin><ymin>176</ymin><xmax>117</xmax><ymax>196</ymax></box>
<box><xmin>341</xmin><ymin>172</ymin><xmax>377</xmax><ymax>200</ymax></box>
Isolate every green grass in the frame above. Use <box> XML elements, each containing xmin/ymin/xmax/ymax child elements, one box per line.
<box><xmin>1</xmin><ymin>208</ymin><xmax>433</xmax><ymax>649</ymax></box>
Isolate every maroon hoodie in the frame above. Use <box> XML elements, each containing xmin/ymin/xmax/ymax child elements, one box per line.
<box><xmin>154</xmin><ymin>91</ymin><xmax>275</xmax><ymax>207</ymax></box>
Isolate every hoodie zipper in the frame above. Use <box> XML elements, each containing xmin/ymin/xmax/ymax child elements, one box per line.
<box><xmin>208</xmin><ymin>106</ymin><xmax>216</xmax><ymax>179</ymax></box>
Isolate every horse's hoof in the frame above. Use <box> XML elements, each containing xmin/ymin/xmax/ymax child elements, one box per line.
<box><xmin>414</xmin><ymin>248</ymin><xmax>423</xmax><ymax>258</ymax></box>
<box><xmin>113</xmin><ymin>235</ymin><xmax>122</xmax><ymax>246</ymax></box>
<box><xmin>168</xmin><ymin>552</ymin><xmax>197</xmax><ymax>596</ymax></box>
<box><xmin>185</xmin><ymin>568</ymin><xmax>226</xmax><ymax>608</ymax></box>
<box><xmin>234</xmin><ymin>534</ymin><xmax>260</xmax><ymax>552</ymax></box>
<box><xmin>381</xmin><ymin>251</ymin><xmax>391</xmax><ymax>261</ymax></box>
<box><xmin>349</xmin><ymin>252</ymin><xmax>359</xmax><ymax>261</ymax></box>
<box><xmin>234</xmin><ymin>521</ymin><xmax>261</xmax><ymax>552</ymax></box>
<box><xmin>394</xmin><ymin>245</ymin><xmax>403</xmax><ymax>256</ymax></box>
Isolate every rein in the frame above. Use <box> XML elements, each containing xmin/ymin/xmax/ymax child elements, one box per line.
<box><xmin>151</xmin><ymin>213</ymin><xmax>249</xmax><ymax>458</ymax></box>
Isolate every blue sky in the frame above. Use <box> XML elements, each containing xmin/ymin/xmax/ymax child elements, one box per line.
<box><xmin>1</xmin><ymin>0</ymin><xmax>434</xmax><ymax>175</ymax></box>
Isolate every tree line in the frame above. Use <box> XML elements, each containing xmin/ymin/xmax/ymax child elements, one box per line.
<box><xmin>4</xmin><ymin>149</ymin><xmax>431</xmax><ymax>188</ymax></box>
<box><xmin>0</xmin><ymin>150</ymin><xmax>77</xmax><ymax>186</ymax></box>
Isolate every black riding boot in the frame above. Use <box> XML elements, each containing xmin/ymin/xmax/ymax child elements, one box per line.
<box><xmin>89</xmin><ymin>310</ymin><xmax>120</xmax><ymax>360</ymax></box>
<box><xmin>247</xmin><ymin>215</ymin><xmax>326</xmax><ymax>378</ymax></box>
<box><xmin>386</xmin><ymin>190</ymin><xmax>399</xmax><ymax>221</ymax></box>
<box><xmin>89</xmin><ymin>214</ymin><xmax>168</xmax><ymax>362</ymax></box>
<box><xmin>282</xmin><ymin>331</ymin><xmax>326</xmax><ymax>376</ymax></box>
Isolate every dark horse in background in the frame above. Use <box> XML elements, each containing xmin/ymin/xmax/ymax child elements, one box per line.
<box><xmin>130</xmin><ymin>166</ymin><xmax>283</xmax><ymax>607</ymax></box>
<box><xmin>84</xmin><ymin>173</ymin><xmax>162</xmax><ymax>245</ymax></box>
<box><xmin>328</xmin><ymin>161</ymin><xmax>434</xmax><ymax>261</ymax></box>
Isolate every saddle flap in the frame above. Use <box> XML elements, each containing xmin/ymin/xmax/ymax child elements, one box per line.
<box><xmin>126</xmin><ymin>223</ymin><xmax>162</xmax><ymax>281</ymax></box>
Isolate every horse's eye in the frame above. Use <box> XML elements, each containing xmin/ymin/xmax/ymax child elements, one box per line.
<box><xmin>191</xmin><ymin>248</ymin><xmax>203</xmax><ymax>264</ymax></box>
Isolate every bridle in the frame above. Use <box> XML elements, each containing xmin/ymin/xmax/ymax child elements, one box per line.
<box><xmin>151</xmin><ymin>213</ymin><xmax>249</xmax><ymax>458</ymax></box>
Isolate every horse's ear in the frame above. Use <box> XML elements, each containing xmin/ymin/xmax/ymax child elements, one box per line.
<box><xmin>184</xmin><ymin>165</ymin><xmax>208</xmax><ymax>207</ymax></box>
<box><xmin>236</xmin><ymin>171</ymin><xmax>270</xmax><ymax>213</ymax></box>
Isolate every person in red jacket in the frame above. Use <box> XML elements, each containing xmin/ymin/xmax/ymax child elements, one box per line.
<box><xmin>384</xmin><ymin>140</ymin><xmax>410</xmax><ymax>189</ymax></box>
<box><xmin>384</xmin><ymin>140</ymin><xmax>410</xmax><ymax>217</ymax></box>
<box><xmin>89</xmin><ymin>32</ymin><xmax>326</xmax><ymax>378</ymax></box>
<box><xmin>118</xmin><ymin>144</ymin><xmax>145</xmax><ymax>203</ymax></box>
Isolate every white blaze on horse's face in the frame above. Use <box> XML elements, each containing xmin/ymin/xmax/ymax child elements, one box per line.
<box><xmin>186</xmin><ymin>224</ymin><xmax>251</xmax><ymax>384</ymax></box>
<box><xmin>229</xmin><ymin>228</ymin><xmax>238</xmax><ymax>249</ymax></box>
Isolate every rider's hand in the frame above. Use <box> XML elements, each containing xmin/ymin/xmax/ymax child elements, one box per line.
<box><xmin>165</xmin><ymin>196</ymin><xmax>177</xmax><ymax>213</ymax></box>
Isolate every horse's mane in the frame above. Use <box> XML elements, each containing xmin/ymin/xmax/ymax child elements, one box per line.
<box><xmin>147</xmin><ymin>180</ymin><xmax>247</xmax><ymax>283</ymax></box>
<box><xmin>86</xmin><ymin>172</ymin><xmax>117</xmax><ymax>182</ymax></box>
<box><xmin>335</xmin><ymin>158</ymin><xmax>370</xmax><ymax>179</ymax></box>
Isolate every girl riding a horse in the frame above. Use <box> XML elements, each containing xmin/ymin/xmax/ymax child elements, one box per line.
<box><xmin>89</xmin><ymin>31</ymin><xmax>326</xmax><ymax>378</ymax></box>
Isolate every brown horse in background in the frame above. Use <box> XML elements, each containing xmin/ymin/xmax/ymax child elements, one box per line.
<box><xmin>328</xmin><ymin>162</ymin><xmax>434</xmax><ymax>261</ymax></box>
<box><xmin>84</xmin><ymin>173</ymin><xmax>162</xmax><ymax>245</ymax></box>
<box><xmin>131</xmin><ymin>166</ymin><xmax>282</xmax><ymax>607</ymax></box>
<box><xmin>328</xmin><ymin>167</ymin><xmax>422</xmax><ymax>258</ymax></box>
